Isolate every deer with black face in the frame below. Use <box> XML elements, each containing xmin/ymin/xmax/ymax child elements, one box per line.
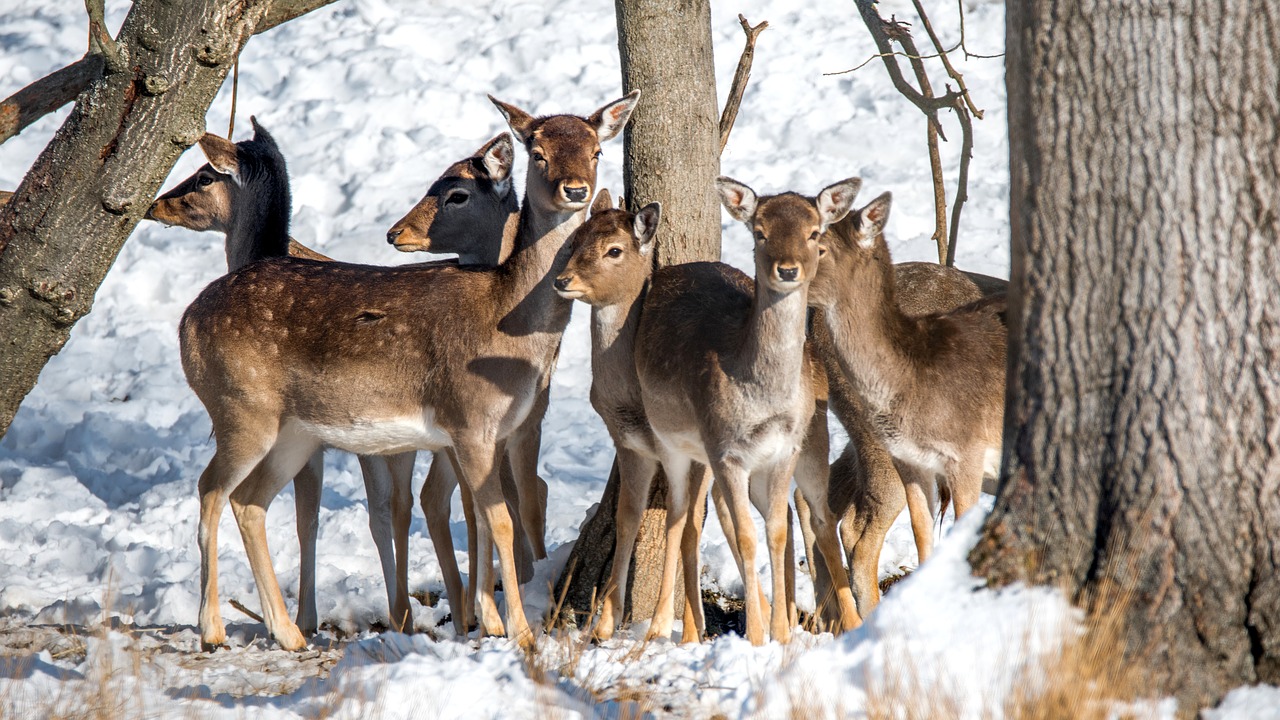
<box><xmin>180</xmin><ymin>91</ymin><xmax>637</xmax><ymax>651</ymax></box>
<box><xmin>625</xmin><ymin>177</ymin><xmax>861</xmax><ymax>645</ymax></box>
<box><xmin>807</xmin><ymin>192</ymin><xmax>1006</xmax><ymax>568</ymax></box>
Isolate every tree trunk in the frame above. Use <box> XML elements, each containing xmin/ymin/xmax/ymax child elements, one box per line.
<box><xmin>970</xmin><ymin>0</ymin><xmax>1280</xmax><ymax>711</ymax></box>
<box><xmin>555</xmin><ymin>0</ymin><xmax>721</xmax><ymax>627</ymax></box>
<box><xmin>0</xmin><ymin>0</ymin><xmax>336</xmax><ymax>439</ymax></box>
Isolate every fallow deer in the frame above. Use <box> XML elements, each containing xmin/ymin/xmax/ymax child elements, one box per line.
<box><xmin>621</xmin><ymin>177</ymin><xmax>861</xmax><ymax>645</ymax></box>
<box><xmin>180</xmin><ymin>92</ymin><xmax>637</xmax><ymax>651</ymax></box>
<box><xmin>150</xmin><ymin>121</ymin><xmax>528</xmax><ymax>637</ymax></box>
<box><xmin>807</xmin><ymin>192</ymin><xmax>1006</xmax><ymax>568</ymax></box>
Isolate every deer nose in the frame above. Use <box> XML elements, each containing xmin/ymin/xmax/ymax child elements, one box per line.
<box><xmin>387</xmin><ymin>228</ymin><xmax>403</xmax><ymax>245</ymax></box>
<box><xmin>563</xmin><ymin>185</ymin><xmax>589</xmax><ymax>203</ymax></box>
<box><xmin>553</xmin><ymin>276</ymin><xmax>572</xmax><ymax>291</ymax></box>
<box><xmin>777</xmin><ymin>265</ymin><xmax>799</xmax><ymax>283</ymax></box>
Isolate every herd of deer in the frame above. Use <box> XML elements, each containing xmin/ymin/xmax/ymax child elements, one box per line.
<box><xmin>143</xmin><ymin>91</ymin><xmax>1008</xmax><ymax>652</ymax></box>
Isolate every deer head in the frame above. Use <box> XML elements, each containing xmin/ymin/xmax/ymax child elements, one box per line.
<box><xmin>554</xmin><ymin>189</ymin><xmax>660</xmax><ymax>306</ymax></box>
<box><xmin>807</xmin><ymin>191</ymin><xmax>891</xmax><ymax>309</ymax></box>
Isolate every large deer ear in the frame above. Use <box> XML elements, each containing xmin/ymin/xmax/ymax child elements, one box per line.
<box><xmin>816</xmin><ymin>177</ymin><xmax>861</xmax><ymax>231</ymax></box>
<box><xmin>587</xmin><ymin>90</ymin><xmax>640</xmax><ymax>142</ymax></box>
<box><xmin>591</xmin><ymin>189</ymin><xmax>613</xmax><ymax>214</ymax></box>
<box><xmin>198</xmin><ymin>133</ymin><xmax>241</xmax><ymax>185</ymax></box>
<box><xmin>716</xmin><ymin>176</ymin><xmax>757</xmax><ymax>223</ymax></box>
<box><xmin>851</xmin><ymin>192</ymin><xmax>892</xmax><ymax>248</ymax></box>
<box><xmin>488</xmin><ymin>96</ymin><xmax>536</xmax><ymax>143</ymax></box>
<box><xmin>249</xmin><ymin>116</ymin><xmax>278</xmax><ymax>150</ymax></box>
<box><xmin>633</xmin><ymin>202</ymin><xmax>660</xmax><ymax>256</ymax></box>
<box><xmin>474</xmin><ymin>133</ymin><xmax>514</xmax><ymax>189</ymax></box>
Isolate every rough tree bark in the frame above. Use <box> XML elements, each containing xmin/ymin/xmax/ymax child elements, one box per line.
<box><xmin>555</xmin><ymin>0</ymin><xmax>722</xmax><ymax>627</ymax></box>
<box><xmin>970</xmin><ymin>0</ymin><xmax>1280</xmax><ymax>712</ymax></box>
<box><xmin>0</xmin><ymin>0</ymin><xmax>337</xmax><ymax>439</ymax></box>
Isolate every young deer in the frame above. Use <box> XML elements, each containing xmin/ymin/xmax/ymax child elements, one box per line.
<box><xmin>807</xmin><ymin>192</ymin><xmax>1006</xmax><ymax>567</ymax></box>
<box><xmin>625</xmin><ymin>177</ymin><xmax>860</xmax><ymax>645</ymax></box>
<box><xmin>180</xmin><ymin>92</ymin><xmax>637</xmax><ymax>651</ymax></box>
<box><xmin>149</xmin><ymin>121</ymin><xmax>523</xmax><ymax>637</ymax></box>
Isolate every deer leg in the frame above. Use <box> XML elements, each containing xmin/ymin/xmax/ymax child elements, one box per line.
<box><xmin>387</xmin><ymin>451</ymin><xmax>416</xmax><ymax>632</ymax></box>
<box><xmin>895</xmin><ymin>459</ymin><xmax>937</xmax><ymax>565</ymax></box>
<box><xmin>596</xmin><ymin>447</ymin><xmax>657</xmax><ymax>641</ymax></box>
<box><xmin>679</xmin><ymin>462</ymin><xmax>711</xmax><ymax>643</ymax></box>
<box><xmin>421</xmin><ymin>453</ymin><xmax>466</xmax><ymax>635</ymax></box>
<box><xmin>507</xmin><ymin>385</ymin><xmax>550</xmax><ymax>561</ymax></box>
<box><xmin>847</xmin><ymin>518</ymin><xmax>889</xmax><ymax>618</ymax></box>
<box><xmin>713</xmin><ymin>460</ymin><xmax>765</xmax><ymax>646</ymax></box>
<box><xmin>197</xmin><ymin>426</ymin><xmax>276</xmax><ymax>651</ymax></box>
<box><xmin>647</xmin><ymin>450</ymin><xmax>693</xmax><ymax>643</ymax></box>
<box><xmin>452</xmin><ymin>438</ymin><xmax>533</xmax><ymax>648</ymax></box>
<box><xmin>292</xmin><ymin>450</ymin><xmax>324</xmax><ymax>637</ymax></box>
<box><xmin>499</xmin><ymin>455</ymin><xmax>535</xmax><ymax>584</ymax></box>
<box><xmin>711</xmin><ymin>480</ymin><xmax>771</xmax><ymax>618</ymax></box>
<box><xmin>948</xmin><ymin>450</ymin><xmax>985</xmax><ymax>521</ymax></box>
<box><xmin>357</xmin><ymin>454</ymin><xmax>402</xmax><ymax>631</ymax></box>
<box><xmin>228</xmin><ymin>424</ymin><xmax>320</xmax><ymax>651</ymax></box>
<box><xmin>784</xmin><ymin>504</ymin><xmax>798</xmax><ymax>629</ymax></box>
<box><xmin>759</xmin><ymin>458</ymin><xmax>798</xmax><ymax>643</ymax></box>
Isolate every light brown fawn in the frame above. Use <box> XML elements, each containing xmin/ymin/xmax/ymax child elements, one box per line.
<box><xmin>150</xmin><ymin>123</ymin><xmax>533</xmax><ymax>637</ymax></box>
<box><xmin>807</xmin><ymin>192</ymin><xmax>1006</xmax><ymax>568</ymax></box>
<box><xmin>179</xmin><ymin>92</ymin><xmax>637</xmax><ymax>650</ymax></box>
<box><xmin>625</xmin><ymin>177</ymin><xmax>861</xmax><ymax>645</ymax></box>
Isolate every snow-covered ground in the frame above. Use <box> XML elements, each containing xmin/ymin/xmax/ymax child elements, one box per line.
<box><xmin>1</xmin><ymin>0</ymin><xmax>1276</xmax><ymax>717</ymax></box>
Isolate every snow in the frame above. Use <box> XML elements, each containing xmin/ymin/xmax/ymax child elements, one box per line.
<box><xmin>0</xmin><ymin>0</ymin><xmax>1269</xmax><ymax>717</ymax></box>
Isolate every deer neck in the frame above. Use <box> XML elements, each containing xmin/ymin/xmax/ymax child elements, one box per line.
<box><xmin>823</xmin><ymin>237</ymin><xmax>918</xmax><ymax>403</ymax></box>
<box><xmin>590</xmin><ymin>285</ymin><xmax>647</xmax><ymax>396</ymax></box>
<box><xmin>739</xmin><ymin>279</ymin><xmax>810</xmax><ymax>388</ymax></box>
<box><xmin>225</xmin><ymin>183</ymin><xmax>291</xmax><ymax>272</ymax></box>
<box><xmin>457</xmin><ymin>198</ymin><xmax>521</xmax><ymax>266</ymax></box>
<box><xmin>494</xmin><ymin>198</ymin><xmax>584</xmax><ymax>337</ymax></box>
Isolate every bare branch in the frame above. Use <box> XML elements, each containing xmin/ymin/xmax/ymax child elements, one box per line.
<box><xmin>85</xmin><ymin>0</ymin><xmax>125</xmax><ymax>73</ymax></box>
<box><xmin>946</xmin><ymin>91</ymin><xmax>974</xmax><ymax>266</ymax></box>
<box><xmin>718</xmin><ymin>14</ymin><xmax>768</xmax><ymax>155</ymax></box>
<box><xmin>825</xmin><ymin>42</ymin><xmax>960</xmax><ymax>76</ymax></box>
<box><xmin>259</xmin><ymin>0</ymin><xmax>340</xmax><ymax>33</ymax></box>
<box><xmin>910</xmin><ymin>0</ymin><xmax>983</xmax><ymax>118</ymax></box>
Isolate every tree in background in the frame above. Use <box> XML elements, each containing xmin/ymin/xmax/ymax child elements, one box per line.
<box><xmin>970</xmin><ymin>0</ymin><xmax>1279</xmax><ymax>711</ymax></box>
<box><xmin>0</xmin><ymin>0</ymin><xmax>337</xmax><ymax>439</ymax></box>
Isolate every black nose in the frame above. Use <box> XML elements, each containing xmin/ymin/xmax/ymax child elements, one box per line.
<box><xmin>554</xmin><ymin>276</ymin><xmax>571</xmax><ymax>291</ymax></box>
<box><xmin>387</xmin><ymin>228</ymin><xmax>402</xmax><ymax>245</ymax></box>
<box><xmin>564</xmin><ymin>185</ymin><xmax>589</xmax><ymax>203</ymax></box>
<box><xmin>777</xmin><ymin>266</ymin><xmax>799</xmax><ymax>282</ymax></box>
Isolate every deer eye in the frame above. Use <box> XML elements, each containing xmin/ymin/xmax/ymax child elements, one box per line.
<box><xmin>198</xmin><ymin>175</ymin><xmax>214</xmax><ymax>187</ymax></box>
<box><xmin>593</xmin><ymin>151</ymin><xmax>603</xmax><ymax>160</ymax></box>
<box><xmin>809</xmin><ymin>231</ymin><xmax>821</xmax><ymax>241</ymax></box>
<box><xmin>445</xmin><ymin>191</ymin><xmax>469</xmax><ymax>206</ymax></box>
<box><xmin>753</xmin><ymin>230</ymin><xmax>766</xmax><ymax>242</ymax></box>
<box><xmin>606</xmin><ymin>247</ymin><xmax>623</xmax><ymax>258</ymax></box>
<box><xmin>532</xmin><ymin>152</ymin><xmax>547</xmax><ymax>166</ymax></box>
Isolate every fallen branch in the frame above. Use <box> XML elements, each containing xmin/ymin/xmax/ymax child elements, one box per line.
<box><xmin>718</xmin><ymin>14</ymin><xmax>768</xmax><ymax>155</ymax></box>
<box><xmin>229</xmin><ymin>598</ymin><xmax>265</xmax><ymax>624</ymax></box>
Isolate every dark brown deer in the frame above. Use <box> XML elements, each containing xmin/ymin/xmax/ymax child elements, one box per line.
<box><xmin>149</xmin><ymin>122</ymin><xmax>531</xmax><ymax>636</ymax></box>
<box><xmin>622</xmin><ymin>177</ymin><xmax>861</xmax><ymax>645</ymax></box>
<box><xmin>807</xmin><ymin>192</ymin><xmax>1006</xmax><ymax>569</ymax></box>
<box><xmin>179</xmin><ymin>92</ymin><xmax>637</xmax><ymax>650</ymax></box>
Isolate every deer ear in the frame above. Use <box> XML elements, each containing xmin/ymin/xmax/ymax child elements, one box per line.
<box><xmin>587</xmin><ymin>90</ymin><xmax>640</xmax><ymax>142</ymax></box>
<box><xmin>816</xmin><ymin>177</ymin><xmax>861</xmax><ymax>231</ymax></box>
<box><xmin>716</xmin><ymin>176</ymin><xmax>757</xmax><ymax>223</ymax></box>
<box><xmin>851</xmin><ymin>192</ymin><xmax>892</xmax><ymax>248</ymax></box>
<box><xmin>488</xmin><ymin>96</ymin><xmax>536</xmax><ymax>143</ymax></box>
<box><xmin>476</xmin><ymin>133</ymin><xmax>514</xmax><ymax>187</ymax></box>
<box><xmin>198</xmin><ymin>133</ymin><xmax>241</xmax><ymax>185</ymax></box>
<box><xmin>249</xmin><ymin>116</ymin><xmax>278</xmax><ymax>150</ymax></box>
<box><xmin>591</xmin><ymin>189</ymin><xmax>613</xmax><ymax>214</ymax></box>
<box><xmin>633</xmin><ymin>202</ymin><xmax>660</xmax><ymax>255</ymax></box>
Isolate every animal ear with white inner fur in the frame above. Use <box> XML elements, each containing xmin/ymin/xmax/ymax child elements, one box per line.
<box><xmin>488</xmin><ymin>96</ymin><xmax>536</xmax><ymax>143</ymax></box>
<box><xmin>587</xmin><ymin>90</ymin><xmax>641</xmax><ymax>142</ymax></box>
<box><xmin>591</xmin><ymin>189</ymin><xmax>613</xmax><ymax>214</ymax></box>
<box><xmin>716</xmin><ymin>176</ymin><xmax>757</xmax><ymax>223</ymax></box>
<box><xmin>633</xmin><ymin>202</ymin><xmax>660</xmax><ymax>255</ymax></box>
<box><xmin>197</xmin><ymin>133</ymin><xmax>241</xmax><ymax>185</ymax></box>
<box><xmin>816</xmin><ymin>177</ymin><xmax>862</xmax><ymax>231</ymax></box>
<box><xmin>852</xmin><ymin>192</ymin><xmax>892</xmax><ymax>248</ymax></box>
<box><xmin>476</xmin><ymin>133</ymin><xmax>514</xmax><ymax>186</ymax></box>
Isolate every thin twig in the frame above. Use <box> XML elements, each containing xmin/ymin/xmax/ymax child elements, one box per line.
<box><xmin>228</xmin><ymin>56</ymin><xmax>239</xmax><ymax>138</ymax></box>
<box><xmin>718</xmin><ymin>14</ymin><xmax>768</xmax><ymax>156</ymax></box>
<box><xmin>825</xmin><ymin>41</ymin><xmax>960</xmax><ymax>76</ymax></box>
<box><xmin>945</xmin><ymin>89</ymin><xmax>973</xmax><ymax>266</ymax></box>
<box><xmin>229</xmin><ymin>598</ymin><xmax>265</xmax><ymax>623</ymax></box>
<box><xmin>910</xmin><ymin>0</ymin><xmax>983</xmax><ymax>118</ymax></box>
<box><xmin>957</xmin><ymin>0</ymin><xmax>1004</xmax><ymax>60</ymax></box>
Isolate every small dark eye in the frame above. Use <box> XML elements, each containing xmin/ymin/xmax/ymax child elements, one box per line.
<box><xmin>532</xmin><ymin>152</ymin><xmax>547</xmax><ymax>165</ymax></box>
<box><xmin>753</xmin><ymin>230</ymin><xmax>766</xmax><ymax>242</ymax></box>
<box><xmin>446</xmin><ymin>191</ymin><xmax>469</xmax><ymax>206</ymax></box>
<box><xmin>593</xmin><ymin>151</ymin><xmax>603</xmax><ymax>160</ymax></box>
<box><xmin>197</xmin><ymin>175</ymin><xmax>214</xmax><ymax>187</ymax></box>
<box><xmin>809</xmin><ymin>231</ymin><xmax>821</xmax><ymax>241</ymax></box>
<box><xmin>606</xmin><ymin>247</ymin><xmax>623</xmax><ymax>258</ymax></box>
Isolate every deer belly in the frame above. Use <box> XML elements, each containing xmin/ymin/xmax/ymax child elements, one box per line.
<box><xmin>293</xmin><ymin>411</ymin><xmax>451</xmax><ymax>455</ymax></box>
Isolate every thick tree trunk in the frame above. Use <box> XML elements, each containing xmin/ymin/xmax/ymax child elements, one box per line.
<box><xmin>555</xmin><ymin>0</ymin><xmax>721</xmax><ymax>628</ymax></box>
<box><xmin>970</xmin><ymin>0</ymin><xmax>1280</xmax><ymax>711</ymax></box>
<box><xmin>0</xmin><ymin>0</ymin><xmax>337</xmax><ymax>439</ymax></box>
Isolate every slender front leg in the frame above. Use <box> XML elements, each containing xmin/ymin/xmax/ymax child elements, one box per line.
<box><xmin>647</xmin><ymin>450</ymin><xmax>692</xmax><ymax>642</ymax></box>
<box><xmin>292</xmin><ymin>450</ymin><xmax>324</xmax><ymax>636</ymax></box>
<box><xmin>760</xmin><ymin>457</ymin><xmax>798</xmax><ymax>643</ymax></box>
<box><xmin>679</xmin><ymin>463</ymin><xmax>711</xmax><ymax>643</ymax></box>
<box><xmin>357</xmin><ymin>454</ymin><xmax>402</xmax><ymax>631</ymax></box>
<box><xmin>422</xmin><ymin>453</ymin><xmax>466</xmax><ymax>634</ymax></box>
<box><xmin>710</xmin><ymin>481</ymin><xmax>771</xmax><ymax>617</ymax></box>
<box><xmin>895</xmin><ymin>459</ymin><xmax>937</xmax><ymax>564</ymax></box>
<box><xmin>387</xmin><ymin>451</ymin><xmax>417</xmax><ymax>632</ymax></box>
<box><xmin>596</xmin><ymin>448</ymin><xmax>658</xmax><ymax>641</ymax></box>
<box><xmin>452</xmin><ymin>438</ymin><xmax>533</xmax><ymax>648</ymax></box>
<box><xmin>712</xmin><ymin>460</ymin><xmax>765</xmax><ymax>646</ymax></box>
<box><xmin>507</xmin><ymin>385</ymin><xmax>550</xmax><ymax>560</ymax></box>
